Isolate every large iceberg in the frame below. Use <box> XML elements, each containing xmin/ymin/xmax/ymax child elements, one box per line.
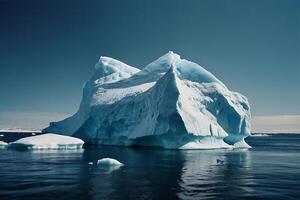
<box><xmin>43</xmin><ymin>52</ymin><xmax>251</xmax><ymax>149</ymax></box>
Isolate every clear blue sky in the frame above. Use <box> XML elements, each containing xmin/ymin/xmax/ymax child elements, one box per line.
<box><xmin>0</xmin><ymin>0</ymin><xmax>299</xmax><ymax>130</ymax></box>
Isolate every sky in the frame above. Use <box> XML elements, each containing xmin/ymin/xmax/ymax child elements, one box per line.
<box><xmin>0</xmin><ymin>0</ymin><xmax>299</xmax><ymax>132</ymax></box>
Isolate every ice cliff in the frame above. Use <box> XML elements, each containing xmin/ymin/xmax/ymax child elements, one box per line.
<box><xmin>43</xmin><ymin>52</ymin><xmax>251</xmax><ymax>149</ymax></box>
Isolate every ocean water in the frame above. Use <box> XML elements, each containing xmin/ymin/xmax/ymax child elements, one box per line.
<box><xmin>0</xmin><ymin>134</ymin><xmax>300</xmax><ymax>200</ymax></box>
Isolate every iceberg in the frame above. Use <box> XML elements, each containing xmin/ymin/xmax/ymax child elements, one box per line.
<box><xmin>97</xmin><ymin>158</ymin><xmax>124</xmax><ymax>172</ymax></box>
<box><xmin>9</xmin><ymin>133</ymin><xmax>84</xmax><ymax>150</ymax></box>
<box><xmin>43</xmin><ymin>51</ymin><xmax>251</xmax><ymax>149</ymax></box>
<box><xmin>97</xmin><ymin>158</ymin><xmax>124</xmax><ymax>166</ymax></box>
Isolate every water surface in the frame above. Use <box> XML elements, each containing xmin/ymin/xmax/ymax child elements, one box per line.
<box><xmin>0</xmin><ymin>134</ymin><xmax>299</xmax><ymax>200</ymax></box>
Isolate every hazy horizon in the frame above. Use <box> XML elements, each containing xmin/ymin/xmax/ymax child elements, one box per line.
<box><xmin>0</xmin><ymin>111</ymin><xmax>299</xmax><ymax>134</ymax></box>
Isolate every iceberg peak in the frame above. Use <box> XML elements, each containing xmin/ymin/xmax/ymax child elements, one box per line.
<box><xmin>161</xmin><ymin>51</ymin><xmax>181</xmax><ymax>61</ymax></box>
<box><xmin>92</xmin><ymin>56</ymin><xmax>140</xmax><ymax>85</ymax></box>
<box><xmin>137</xmin><ymin>51</ymin><xmax>181</xmax><ymax>78</ymax></box>
<box><xmin>95</xmin><ymin>56</ymin><xmax>140</xmax><ymax>76</ymax></box>
<box><xmin>154</xmin><ymin>51</ymin><xmax>181</xmax><ymax>66</ymax></box>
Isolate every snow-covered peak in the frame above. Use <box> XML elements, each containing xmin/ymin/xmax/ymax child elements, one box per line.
<box><xmin>140</xmin><ymin>51</ymin><xmax>180</xmax><ymax>74</ymax></box>
<box><xmin>93</xmin><ymin>56</ymin><xmax>140</xmax><ymax>85</ymax></box>
<box><xmin>137</xmin><ymin>51</ymin><xmax>224</xmax><ymax>87</ymax></box>
<box><xmin>174</xmin><ymin>59</ymin><xmax>225</xmax><ymax>86</ymax></box>
<box><xmin>157</xmin><ymin>51</ymin><xmax>181</xmax><ymax>64</ymax></box>
<box><xmin>95</xmin><ymin>56</ymin><xmax>140</xmax><ymax>75</ymax></box>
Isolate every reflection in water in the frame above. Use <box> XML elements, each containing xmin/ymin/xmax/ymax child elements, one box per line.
<box><xmin>78</xmin><ymin>147</ymin><xmax>186</xmax><ymax>200</ymax></box>
<box><xmin>1</xmin><ymin>135</ymin><xmax>300</xmax><ymax>200</ymax></box>
<box><xmin>0</xmin><ymin>150</ymin><xmax>85</xmax><ymax>200</ymax></box>
<box><xmin>177</xmin><ymin>150</ymin><xmax>251</xmax><ymax>199</ymax></box>
<box><xmin>97</xmin><ymin>163</ymin><xmax>123</xmax><ymax>172</ymax></box>
<box><xmin>74</xmin><ymin>147</ymin><xmax>253</xmax><ymax>200</ymax></box>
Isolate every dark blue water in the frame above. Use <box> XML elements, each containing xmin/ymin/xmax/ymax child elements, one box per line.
<box><xmin>0</xmin><ymin>134</ymin><xmax>300</xmax><ymax>200</ymax></box>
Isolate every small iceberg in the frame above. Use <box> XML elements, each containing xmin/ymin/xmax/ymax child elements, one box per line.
<box><xmin>97</xmin><ymin>158</ymin><xmax>124</xmax><ymax>171</ymax></box>
<box><xmin>0</xmin><ymin>141</ymin><xmax>8</xmax><ymax>149</ymax></box>
<box><xmin>9</xmin><ymin>133</ymin><xmax>84</xmax><ymax>150</ymax></box>
<box><xmin>97</xmin><ymin>158</ymin><xmax>124</xmax><ymax>166</ymax></box>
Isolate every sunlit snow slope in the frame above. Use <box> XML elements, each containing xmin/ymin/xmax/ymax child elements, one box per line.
<box><xmin>43</xmin><ymin>52</ymin><xmax>251</xmax><ymax>149</ymax></box>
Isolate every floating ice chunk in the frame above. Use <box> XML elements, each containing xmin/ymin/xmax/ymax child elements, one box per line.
<box><xmin>0</xmin><ymin>141</ymin><xmax>8</xmax><ymax>149</ymax></box>
<box><xmin>0</xmin><ymin>128</ymin><xmax>41</xmax><ymax>133</ymax></box>
<box><xmin>97</xmin><ymin>158</ymin><xmax>123</xmax><ymax>167</ymax></box>
<box><xmin>9</xmin><ymin>133</ymin><xmax>84</xmax><ymax>150</ymax></box>
<box><xmin>97</xmin><ymin>158</ymin><xmax>124</xmax><ymax>172</ymax></box>
<box><xmin>88</xmin><ymin>162</ymin><xmax>93</xmax><ymax>165</ymax></box>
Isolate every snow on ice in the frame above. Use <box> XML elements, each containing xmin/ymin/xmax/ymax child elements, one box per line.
<box><xmin>43</xmin><ymin>51</ymin><xmax>251</xmax><ymax>149</ymax></box>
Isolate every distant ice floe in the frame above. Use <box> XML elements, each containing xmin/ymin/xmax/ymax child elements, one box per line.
<box><xmin>0</xmin><ymin>141</ymin><xmax>8</xmax><ymax>149</ymax></box>
<box><xmin>0</xmin><ymin>128</ymin><xmax>41</xmax><ymax>133</ymax></box>
<box><xmin>250</xmin><ymin>134</ymin><xmax>271</xmax><ymax>137</ymax></box>
<box><xmin>8</xmin><ymin>133</ymin><xmax>84</xmax><ymax>150</ymax></box>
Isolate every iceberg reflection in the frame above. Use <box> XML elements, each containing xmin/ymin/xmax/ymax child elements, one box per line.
<box><xmin>177</xmin><ymin>149</ymin><xmax>252</xmax><ymax>199</ymax></box>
